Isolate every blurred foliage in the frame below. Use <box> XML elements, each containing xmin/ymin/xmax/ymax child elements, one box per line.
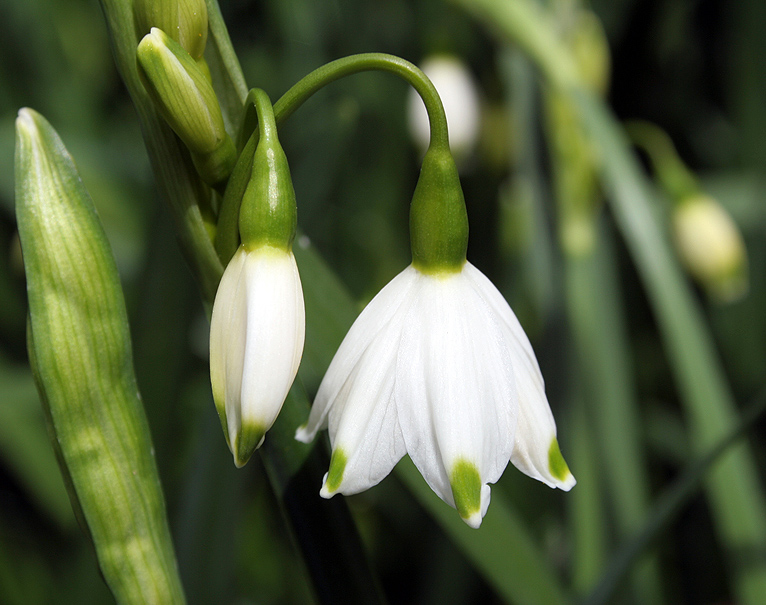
<box><xmin>1</xmin><ymin>0</ymin><xmax>766</xmax><ymax>603</ymax></box>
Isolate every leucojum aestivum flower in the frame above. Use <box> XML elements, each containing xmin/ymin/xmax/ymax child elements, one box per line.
<box><xmin>296</xmin><ymin>141</ymin><xmax>575</xmax><ymax>527</ymax></box>
<box><xmin>145</xmin><ymin>40</ymin><xmax>577</xmax><ymax>525</ymax></box>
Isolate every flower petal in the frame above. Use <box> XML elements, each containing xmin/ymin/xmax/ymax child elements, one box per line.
<box><xmin>463</xmin><ymin>262</ymin><xmax>543</xmax><ymax>382</ymax></box>
<box><xmin>395</xmin><ymin>268</ymin><xmax>517</xmax><ymax>526</ymax></box>
<box><xmin>320</xmin><ymin>324</ymin><xmax>407</xmax><ymax>497</ymax></box>
<box><xmin>296</xmin><ymin>265</ymin><xmax>419</xmax><ymax>443</ymax></box>
<box><xmin>465</xmin><ymin>262</ymin><xmax>575</xmax><ymax>490</ymax></box>
<box><xmin>511</xmin><ymin>388</ymin><xmax>576</xmax><ymax>490</ymax></box>
<box><xmin>234</xmin><ymin>248</ymin><xmax>304</xmax><ymax>466</ymax></box>
<box><xmin>209</xmin><ymin>246</ymin><xmax>248</xmax><ymax>448</ymax></box>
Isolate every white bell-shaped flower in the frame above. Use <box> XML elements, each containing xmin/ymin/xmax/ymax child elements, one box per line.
<box><xmin>297</xmin><ymin>262</ymin><xmax>574</xmax><ymax>528</ymax></box>
<box><xmin>210</xmin><ymin>246</ymin><xmax>305</xmax><ymax>467</ymax></box>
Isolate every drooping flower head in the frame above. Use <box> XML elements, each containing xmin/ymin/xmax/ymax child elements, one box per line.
<box><xmin>210</xmin><ymin>89</ymin><xmax>305</xmax><ymax>467</ymax></box>
<box><xmin>297</xmin><ymin>143</ymin><xmax>574</xmax><ymax>527</ymax></box>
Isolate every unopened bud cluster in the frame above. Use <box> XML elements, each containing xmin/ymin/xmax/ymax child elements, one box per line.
<box><xmin>135</xmin><ymin>1</ymin><xmax>235</xmax><ymax>189</ymax></box>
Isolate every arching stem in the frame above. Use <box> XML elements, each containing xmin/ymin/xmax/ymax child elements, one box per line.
<box><xmin>218</xmin><ymin>53</ymin><xmax>451</xmax><ymax>263</ymax></box>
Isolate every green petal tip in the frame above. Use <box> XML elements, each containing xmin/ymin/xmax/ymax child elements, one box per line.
<box><xmin>450</xmin><ymin>459</ymin><xmax>483</xmax><ymax>528</ymax></box>
<box><xmin>232</xmin><ymin>422</ymin><xmax>266</xmax><ymax>468</ymax></box>
<box><xmin>548</xmin><ymin>438</ymin><xmax>576</xmax><ymax>490</ymax></box>
<box><xmin>320</xmin><ymin>448</ymin><xmax>348</xmax><ymax>497</ymax></box>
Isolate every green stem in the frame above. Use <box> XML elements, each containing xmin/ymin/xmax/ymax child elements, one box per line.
<box><xmin>239</xmin><ymin>53</ymin><xmax>448</xmax><ymax>149</ymax></box>
<box><xmin>272</xmin><ymin>53</ymin><xmax>449</xmax><ymax>149</ymax></box>
<box><xmin>252</xmin><ymin>89</ymin><xmax>277</xmax><ymax>142</ymax></box>
<box><xmin>220</xmin><ymin>53</ymin><xmax>452</xmax><ymax>263</ymax></box>
<box><xmin>624</xmin><ymin>120</ymin><xmax>699</xmax><ymax>202</ymax></box>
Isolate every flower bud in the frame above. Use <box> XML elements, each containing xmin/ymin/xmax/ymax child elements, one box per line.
<box><xmin>134</xmin><ymin>0</ymin><xmax>208</xmax><ymax>60</ymax></box>
<box><xmin>407</xmin><ymin>55</ymin><xmax>480</xmax><ymax>165</ymax></box>
<box><xmin>210</xmin><ymin>90</ymin><xmax>304</xmax><ymax>467</ymax></box>
<box><xmin>137</xmin><ymin>27</ymin><xmax>235</xmax><ymax>188</ymax></box>
<box><xmin>571</xmin><ymin>10</ymin><xmax>610</xmax><ymax>96</ymax></box>
<box><xmin>672</xmin><ymin>194</ymin><xmax>748</xmax><ymax>302</ymax></box>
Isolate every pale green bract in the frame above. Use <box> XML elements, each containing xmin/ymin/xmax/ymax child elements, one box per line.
<box><xmin>15</xmin><ymin>108</ymin><xmax>185</xmax><ymax>604</ymax></box>
<box><xmin>297</xmin><ymin>261</ymin><xmax>575</xmax><ymax>528</ymax></box>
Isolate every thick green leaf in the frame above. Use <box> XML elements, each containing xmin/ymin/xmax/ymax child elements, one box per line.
<box><xmin>397</xmin><ymin>458</ymin><xmax>569</xmax><ymax>605</ymax></box>
<box><xmin>15</xmin><ymin>108</ymin><xmax>184</xmax><ymax>604</ymax></box>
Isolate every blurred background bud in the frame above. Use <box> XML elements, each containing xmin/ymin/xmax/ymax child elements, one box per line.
<box><xmin>407</xmin><ymin>55</ymin><xmax>481</xmax><ymax>167</ymax></box>
<box><xmin>571</xmin><ymin>9</ymin><xmax>610</xmax><ymax>96</ymax></box>
<box><xmin>673</xmin><ymin>194</ymin><xmax>748</xmax><ymax>303</ymax></box>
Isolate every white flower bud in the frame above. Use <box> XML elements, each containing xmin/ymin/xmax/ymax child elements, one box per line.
<box><xmin>210</xmin><ymin>246</ymin><xmax>305</xmax><ymax>467</ymax></box>
<box><xmin>407</xmin><ymin>55</ymin><xmax>481</xmax><ymax>164</ymax></box>
<box><xmin>673</xmin><ymin>195</ymin><xmax>748</xmax><ymax>303</ymax></box>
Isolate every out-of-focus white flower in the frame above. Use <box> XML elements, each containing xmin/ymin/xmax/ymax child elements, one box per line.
<box><xmin>408</xmin><ymin>55</ymin><xmax>481</xmax><ymax>162</ymax></box>
<box><xmin>211</xmin><ymin>245</ymin><xmax>305</xmax><ymax>467</ymax></box>
<box><xmin>296</xmin><ymin>262</ymin><xmax>574</xmax><ymax>528</ymax></box>
<box><xmin>672</xmin><ymin>194</ymin><xmax>748</xmax><ymax>303</ymax></box>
